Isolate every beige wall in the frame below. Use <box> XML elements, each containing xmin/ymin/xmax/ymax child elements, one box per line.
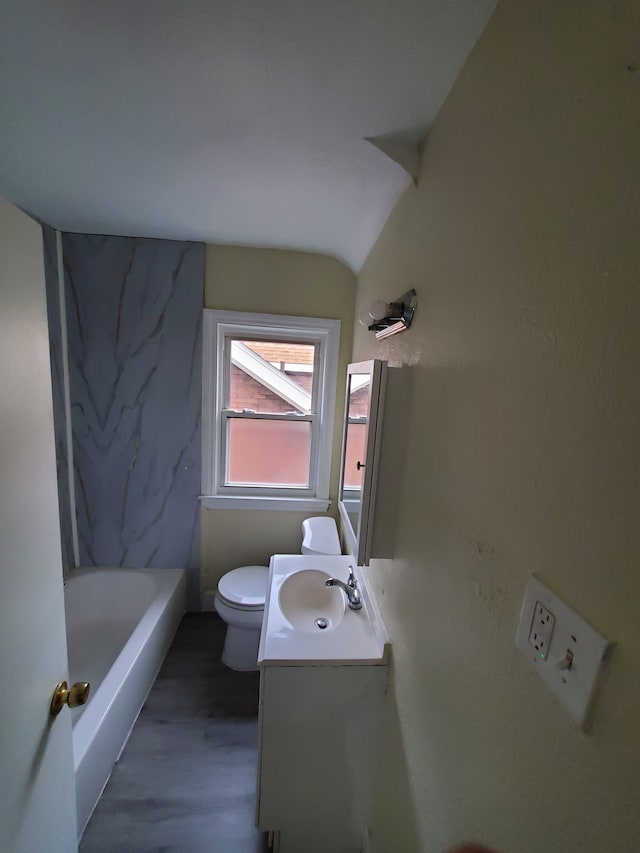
<box><xmin>202</xmin><ymin>245</ymin><xmax>355</xmax><ymax>591</ymax></box>
<box><xmin>352</xmin><ymin>2</ymin><xmax>640</xmax><ymax>852</ymax></box>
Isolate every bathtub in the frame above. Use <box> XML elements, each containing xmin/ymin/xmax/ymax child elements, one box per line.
<box><xmin>64</xmin><ymin>567</ymin><xmax>186</xmax><ymax>837</ymax></box>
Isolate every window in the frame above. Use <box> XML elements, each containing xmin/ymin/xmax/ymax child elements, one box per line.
<box><xmin>202</xmin><ymin>309</ymin><xmax>340</xmax><ymax>510</ymax></box>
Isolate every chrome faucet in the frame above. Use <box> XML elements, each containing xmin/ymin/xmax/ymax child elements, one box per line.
<box><xmin>325</xmin><ymin>565</ymin><xmax>362</xmax><ymax>610</ymax></box>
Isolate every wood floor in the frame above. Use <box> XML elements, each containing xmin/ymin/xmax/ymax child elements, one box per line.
<box><xmin>80</xmin><ymin>613</ymin><xmax>268</xmax><ymax>853</ymax></box>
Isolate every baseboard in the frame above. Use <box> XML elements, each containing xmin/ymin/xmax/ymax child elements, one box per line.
<box><xmin>201</xmin><ymin>590</ymin><xmax>217</xmax><ymax>611</ymax></box>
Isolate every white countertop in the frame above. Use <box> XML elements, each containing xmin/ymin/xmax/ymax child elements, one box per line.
<box><xmin>257</xmin><ymin>554</ymin><xmax>389</xmax><ymax>666</ymax></box>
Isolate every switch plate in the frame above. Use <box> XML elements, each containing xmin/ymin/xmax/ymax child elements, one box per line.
<box><xmin>516</xmin><ymin>575</ymin><xmax>614</xmax><ymax>730</ymax></box>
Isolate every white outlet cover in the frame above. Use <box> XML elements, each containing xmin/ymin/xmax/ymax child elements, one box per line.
<box><xmin>516</xmin><ymin>575</ymin><xmax>614</xmax><ymax>729</ymax></box>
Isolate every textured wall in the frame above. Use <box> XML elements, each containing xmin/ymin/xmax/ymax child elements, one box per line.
<box><xmin>63</xmin><ymin>234</ymin><xmax>204</xmax><ymax>607</ymax></box>
<box><xmin>202</xmin><ymin>245</ymin><xmax>355</xmax><ymax>592</ymax></box>
<box><xmin>42</xmin><ymin>225</ymin><xmax>74</xmax><ymax>577</ymax></box>
<box><xmin>352</xmin><ymin>2</ymin><xmax>640</xmax><ymax>852</ymax></box>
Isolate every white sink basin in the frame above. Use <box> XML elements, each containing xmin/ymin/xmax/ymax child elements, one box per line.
<box><xmin>258</xmin><ymin>555</ymin><xmax>388</xmax><ymax>665</ymax></box>
<box><xmin>278</xmin><ymin>569</ymin><xmax>345</xmax><ymax>632</ymax></box>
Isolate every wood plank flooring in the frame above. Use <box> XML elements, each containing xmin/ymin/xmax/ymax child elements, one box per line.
<box><xmin>80</xmin><ymin>613</ymin><xmax>267</xmax><ymax>853</ymax></box>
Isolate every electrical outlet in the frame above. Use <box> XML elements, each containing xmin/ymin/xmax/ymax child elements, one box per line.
<box><xmin>527</xmin><ymin>601</ymin><xmax>555</xmax><ymax>660</ymax></box>
<box><xmin>516</xmin><ymin>575</ymin><xmax>615</xmax><ymax>729</ymax></box>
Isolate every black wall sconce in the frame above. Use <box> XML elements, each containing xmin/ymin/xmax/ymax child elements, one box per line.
<box><xmin>358</xmin><ymin>288</ymin><xmax>416</xmax><ymax>340</ymax></box>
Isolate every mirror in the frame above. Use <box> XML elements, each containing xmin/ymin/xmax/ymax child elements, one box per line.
<box><xmin>338</xmin><ymin>360</ymin><xmax>386</xmax><ymax>565</ymax></box>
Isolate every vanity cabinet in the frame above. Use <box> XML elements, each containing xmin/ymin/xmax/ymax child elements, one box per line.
<box><xmin>256</xmin><ymin>663</ymin><xmax>387</xmax><ymax>853</ymax></box>
<box><xmin>338</xmin><ymin>360</ymin><xmax>411</xmax><ymax>565</ymax></box>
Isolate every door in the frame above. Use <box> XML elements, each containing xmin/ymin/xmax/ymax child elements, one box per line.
<box><xmin>0</xmin><ymin>198</ymin><xmax>77</xmax><ymax>852</ymax></box>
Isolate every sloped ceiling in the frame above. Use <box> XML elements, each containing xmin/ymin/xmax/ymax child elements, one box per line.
<box><xmin>0</xmin><ymin>1</ymin><xmax>496</xmax><ymax>271</ymax></box>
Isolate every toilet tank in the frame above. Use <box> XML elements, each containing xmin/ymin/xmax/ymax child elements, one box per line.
<box><xmin>301</xmin><ymin>517</ymin><xmax>341</xmax><ymax>556</ymax></box>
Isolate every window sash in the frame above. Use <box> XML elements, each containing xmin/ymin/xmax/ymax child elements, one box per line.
<box><xmin>220</xmin><ymin>410</ymin><xmax>317</xmax><ymax>492</ymax></box>
<box><xmin>219</xmin><ymin>409</ymin><xmax>318</xmax><ymax>496</ymax></box>
<box><xmin>223</xmin><ymin>335</ymin><xmax>319</xmax><ymax>415</ymax></box>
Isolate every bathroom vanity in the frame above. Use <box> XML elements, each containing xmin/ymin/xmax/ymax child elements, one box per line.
<box><xmin>256</xmin><ymin>555</ymin><xmax>389</xmax><ymax>853</ymax></box>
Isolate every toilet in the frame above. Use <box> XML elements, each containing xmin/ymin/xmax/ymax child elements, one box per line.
<box><xmin>214</xmin><ymin>516</ymin><xmax>341</xmax><ymax>671</ymax></box>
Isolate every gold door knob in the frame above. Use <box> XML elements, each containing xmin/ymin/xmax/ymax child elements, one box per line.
<box><xmin>50</xmin><ymin>680</ymin><xmax>91</xmax><ymax>716</ymax></box>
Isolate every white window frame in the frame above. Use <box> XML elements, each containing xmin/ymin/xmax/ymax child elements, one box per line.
<box><xmin>201</xmin><ymin>309</ymin><xmax>340</xmax><ymax>511</ymax></box>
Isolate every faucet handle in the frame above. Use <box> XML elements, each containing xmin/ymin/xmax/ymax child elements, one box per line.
<box><xmin>347</xmin><ymin>564</ymin><xmax>358</xmax><ymax>588</ymax></box>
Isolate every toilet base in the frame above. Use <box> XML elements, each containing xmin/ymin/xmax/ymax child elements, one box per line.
<box><xmin>221</xmin><ymin>624</ymin><xmax>261</xmax><ymax>671</ymax></box>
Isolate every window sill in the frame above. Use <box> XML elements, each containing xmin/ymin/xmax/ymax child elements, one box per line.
<box><xmin>199</xmin><ymin>495</ymin><xmax>331</xmax><ymax>512</ymax></box>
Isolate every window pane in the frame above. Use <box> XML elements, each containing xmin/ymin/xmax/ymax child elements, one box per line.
<box><xmin>343</xmin><ymin>422</ymin><xmax>367</xmax><ymax>488</ymax></box>
<box><xmin>227</xmin><ymin>418</ymin><xmax>311</xmax><ymax>487</ymax></box>
<box><xmin>348</xmin><ymin>375</ymin><xmax>370</xmax><ymax>419</ymax></box>
<box><xmin>229</xmin><ymin>339</ymin><xmax>315</xmax><ymax>415</ymax></box>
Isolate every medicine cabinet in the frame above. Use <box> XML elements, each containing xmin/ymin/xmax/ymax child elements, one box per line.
<box><xmin>338</xmin><ymin>359</ymin><xmax>409</xmax><ymax>565</ymax></box>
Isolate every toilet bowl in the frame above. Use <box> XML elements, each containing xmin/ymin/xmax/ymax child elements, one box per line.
<box><xmin>214</xmin><ymin>516</ymin><xmax>341</xmax><ymax>671</ymax></box>
<box><xmin>214</xmin><ymin>565</ymin><xmax>269</xmax><ymax>671</ymax></box>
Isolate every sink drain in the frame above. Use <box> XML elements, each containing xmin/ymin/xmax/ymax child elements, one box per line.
<box><xmin>315</xmin><ymin>617</ymin><xmax>329</xmax><ymax>629</ymax></box>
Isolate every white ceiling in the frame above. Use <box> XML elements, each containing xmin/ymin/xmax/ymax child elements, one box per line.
<box><xmin>0</xmin><ymin>1</ymin><xmax>496</xmax><ymax>271</ymax></box>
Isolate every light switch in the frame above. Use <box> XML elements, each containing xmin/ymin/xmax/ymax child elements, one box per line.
<box><xmin>516</xmin><ymin>575</ymin><xmax>614</xmax><ymax>730</ymax></box>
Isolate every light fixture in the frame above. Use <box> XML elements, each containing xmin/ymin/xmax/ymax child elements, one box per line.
<box><xmin>358</xmin><ymin>289</ymin><xmax>416</xmax><ymax>340</ymax></box>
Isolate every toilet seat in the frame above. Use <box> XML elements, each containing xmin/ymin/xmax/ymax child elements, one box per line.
<box><xmin>217</xmin><ymin>565</ymin><xmax>268</xmax><ymax>609</ymax></box>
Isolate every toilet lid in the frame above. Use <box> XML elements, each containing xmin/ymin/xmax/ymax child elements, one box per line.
<box><xmin>217</xmin><ymin>565</ymin><xmax>269</xmax><ymax>607</ymax></box>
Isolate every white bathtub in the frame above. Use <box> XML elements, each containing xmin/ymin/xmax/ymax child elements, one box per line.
<box><xmin>64</xmin><ymin>567</ymin><xmax>186</xmax><ymax>837</ymax></box>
